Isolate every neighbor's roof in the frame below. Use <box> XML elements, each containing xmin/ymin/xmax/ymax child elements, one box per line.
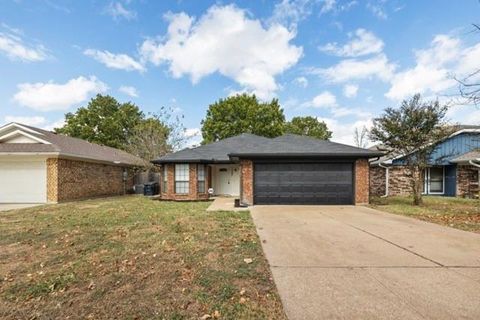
<box><xmin>0</xmin><ymin>122</ymin><xmax>145</xmax><ymax>166</ymax></box>
<box><xmin>153</xmin><ymin>133</ymin><xmax>383</xmax><ymax>163</ymax></box>
<box><xmin>450</xmin><ymin>150</ymin><xmax>480</xmax><ymax>163</ymax></box>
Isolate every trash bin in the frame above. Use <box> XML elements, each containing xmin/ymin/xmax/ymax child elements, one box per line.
<box><xmin>143</xmin><ymin>182</ymin><xmax>159</xmax><ymax>196</ymax></box>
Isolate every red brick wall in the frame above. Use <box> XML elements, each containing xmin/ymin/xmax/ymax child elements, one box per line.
<box><xmin>355</xmin><ymin>159</ymin><xmax>369</xmax><ymax>204</ymax></box>
<box><xmin>240</xmin><ymin>160</ymin><xmax>253</xmax><ymax>205</ymax></box>
<box><xmin>47</xmin><ymin>158</ymin><xmax>134</xmax><ymax>202</ymax></box>
<box><xmin>160</xmin><ymin>163</ymin><xmax>209</xmax><ymax>201</ymax></box>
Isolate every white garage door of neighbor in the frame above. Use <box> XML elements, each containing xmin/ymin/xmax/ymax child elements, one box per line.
<box><xmin>0</xmin><ymin>160</ymin><xmax>47</xmax><ymax>203</ymax></box>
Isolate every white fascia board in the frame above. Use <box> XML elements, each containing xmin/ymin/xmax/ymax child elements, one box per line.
<box><xmin>0</xmin><ymin>122</ymin><xmax>44</xmax><ymax>136</ymax></box>
<box><xmin>0</xmin><ymin>130</ymin><xmax>51</xmax><ymax>144</ymax></box>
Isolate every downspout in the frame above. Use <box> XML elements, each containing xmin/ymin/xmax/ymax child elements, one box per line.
<box><xmin>378</xmin><ymin>163</ymin><xmax>390</xmax><ymax>197</ymax></box>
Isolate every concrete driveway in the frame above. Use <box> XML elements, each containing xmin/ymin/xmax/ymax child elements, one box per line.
<box><xmin>251</xmin><ymin>205</ymin><xmax>480</xmax><ymax>320</ymax></box>
<box><xmin>0</xmin><ymin>203</ymin><xmax>41</xmax><ymax>212</ymax></box>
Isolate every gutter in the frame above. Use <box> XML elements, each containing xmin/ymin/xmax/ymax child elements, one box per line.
<box><xmin>378</xmin><ymin>162</ymin><xmax>390</xmax><ymax>197</ymax></box>
<box><xmin>469</xmin><ymin>158</ymin><xmax>480</xmax><ymax>168</ymax></box>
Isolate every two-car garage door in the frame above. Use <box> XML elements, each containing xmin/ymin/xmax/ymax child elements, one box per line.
<box><xmin>254</xmin><ymin>162</ymin><xmax>354</xmax><ymax>205</ymax></box>
<box><xmin>0</xmin><ymin>160</ymin><xmax>47</xmax><ymax>203</ymax></box>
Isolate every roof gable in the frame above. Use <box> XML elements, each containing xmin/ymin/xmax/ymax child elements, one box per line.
<box><xmin>0</xmin><ymin>129</ymin><xmax>51</xmax><ymax>144</ymax></box>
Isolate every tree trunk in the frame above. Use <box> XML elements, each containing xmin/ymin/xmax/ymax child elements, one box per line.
<box><xmin>410</xmin><ymin>166</ymin><xmax>423</xmax><ymax>206</ymax></box>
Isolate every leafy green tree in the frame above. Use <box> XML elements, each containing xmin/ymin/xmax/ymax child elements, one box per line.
<box><xmin>201</xmin><ymin>94</ymin><xmax>285</xmax><ymax>143</ymax></box>
<box><xmin>285</xmin><ymin>116</ymin><xmax>332</xmax><ymax>140</ymax></box>
<box><xmin>56</xmin><ymin>94</ymin><xmax>144</xmax><ymax>150</ymax></box>
<box><xmin>370</xmin><ymin>94</ymin><xmax>451</xmax><ymax>205</ymax></box>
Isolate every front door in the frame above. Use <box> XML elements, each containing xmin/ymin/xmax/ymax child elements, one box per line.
<box><xmin>214</xmin><ymin>165</ymin><xmax>240</xmax><ymax>196</ymax></box>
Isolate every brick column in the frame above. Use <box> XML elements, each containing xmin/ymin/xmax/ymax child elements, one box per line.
<box><xmin>355</xmin><ymin>159</ymin><xmax>369</xmax><ymax>205</ymax></box>
<box><xmin>46</xmin><ymin>158</ymin><xmax>59</xmax><ymax>203</ymax></box>
<box><xmin>240</xmin><ymin>160</ymin><xmax>254</xmax><ymax>205</ymax></box>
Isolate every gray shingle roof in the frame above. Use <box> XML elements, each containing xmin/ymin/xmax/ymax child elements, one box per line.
<box><xmin>0</xmin><ymin>123</ymin><xmax>145</xmax><ymax>166</ymax></box>
<box><xmin>450</xmin><ymin>150</ymin><xmax>480</xmax><ymax>163</ymax></box>
<box><xmin>153</xmin><ymin>133</ymin><xmax>383</xmax><ymax>163</ymax></box>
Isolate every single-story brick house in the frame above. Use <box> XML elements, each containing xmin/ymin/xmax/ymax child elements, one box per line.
<box><xmin>0</xmin><ymin>122</ymin><xmax>144</xmax><ymax>204</ymax></box>
<box><xmin>153</xmin><ymin>133</ymin><xmax>382</xmax><ymax>205</ymax></box>
<box><xmin>370</xmin><ymin>125</ymin><xmax>480</xmax><ymax>198</ymax></box>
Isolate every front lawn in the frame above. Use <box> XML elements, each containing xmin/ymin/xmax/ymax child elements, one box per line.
<box><xmin>370</xmin><ymin>196</ymin><xmax>480</xmax><ymax>233</ymax></box>
<box><xmin>0</xmin><ymin>196</ymin><xmax>285</xmax><ymax>320</ymax></box>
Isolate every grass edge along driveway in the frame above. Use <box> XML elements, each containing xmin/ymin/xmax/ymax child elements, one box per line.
<box><xmin>0</xmin><ymin>196</ymin><xmax>286</xmax><ymax>320</ymax></box>
<box><xmin>370</xmin><ymin>196</ymin><xmax>480</xmax><ymax>233</ymax></box>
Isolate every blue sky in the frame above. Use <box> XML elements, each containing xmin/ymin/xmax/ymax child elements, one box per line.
<box><xmin>1</xmin><ymin>0</ymin><xmax>479</xmax><ymax>146</ymax></box>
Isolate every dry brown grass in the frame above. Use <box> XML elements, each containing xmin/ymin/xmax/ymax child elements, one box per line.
<box><xmin>0</xmin><ymin>196</ymin><xmax>285</xmax><ymax>320</ymax></box>
<box><xmin>370</xmin><ymin>196</ymin><xmax>480</xmax><ymax>233</ymax></box>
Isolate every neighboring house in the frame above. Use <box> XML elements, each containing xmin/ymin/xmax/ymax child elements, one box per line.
<box><xmin>370</xmin><ymin>125</ymin><xmax>480</xmax><ymax>198</ymax></box>
<box><xmin>0</xmin><ymin>122</ymin><xmax>144</xmax><ymax>204</ymax></box>
<box><xmin>153</xmin><ymin>133</ymin><xmax>382</xmax><ymax>205</ymax></box>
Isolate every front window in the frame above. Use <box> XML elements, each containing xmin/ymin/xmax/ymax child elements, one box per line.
<box><xmin>175</xmin><ymin>164</ymin><xmax>189</xmax><ymax>194</ymax></box>
<box><xmin>197</xmin><ymin>164</ymin><xmax>206</xmax><ymax>193</ymax></box>
<box><xmin>163</xmin><ymin>165</ymin><xmax>168</xmax><ymax>193</ymax></box>
<box><xmin>429</xmin><ymin>167</ymin><xmax>444</xmax><ymax>193</ymax></box>
<box><xmin>423</xmin><ymin>167</ymin><xmax>444</xmax><ymax>194</ymax></box>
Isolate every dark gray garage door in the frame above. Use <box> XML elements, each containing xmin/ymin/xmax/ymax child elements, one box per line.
<box><xmin>254</xmin><ymin>162</ymin><xmax>353</xmax><ymax>205</ymax></box>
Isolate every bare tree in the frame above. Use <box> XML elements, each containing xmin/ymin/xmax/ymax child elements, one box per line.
<box><xmin>126</xmin><ymin>107</ymin><xmax>185</xmax><ymax>168</ymax></box>
<box><xmin>354</xmin><ymin>126</ymin><xmax>369</xmax><ymax>148</ymax></box>
<box><xmin>457</xmin><ymin>24</ymin><xmax>480</xmax><ymax>105</ymax></box>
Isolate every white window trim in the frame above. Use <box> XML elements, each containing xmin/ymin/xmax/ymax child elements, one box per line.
<box><xmin>175</xmin><ymin>163</ymin><xmax>190</xmax><ymax>194</ymax></box>
<box><xmin>423</xmin><ymin>167</ymin><xmax>445</xmax><ymax>195</ymax></box>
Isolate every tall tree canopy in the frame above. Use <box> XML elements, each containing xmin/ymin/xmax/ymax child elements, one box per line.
<box><xmin>201</xmin><ymin>94</ymin><xmax>285</xmax><ymax>143</ymax></box>
<box><xmin>285</xmin><ymin>116</ymin><xmax>332</xmax><ymax>140</ymax></box>
<box><xmin>56</xmin><ymin>94</ymin><xmax>144</xmax><ymax>150</ymax></box>
<box><xmin>56</xmin><ymin>96</ymin><xmax>185</xmax><ymax>163</ymax></box>
<box><xmin>370</xmin><ymin>94</ymin><xmax>451</xmax><ymax>205</ymax></box>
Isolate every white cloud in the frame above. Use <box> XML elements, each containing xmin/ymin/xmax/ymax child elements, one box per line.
<box><xmin>105</xmin><ymin>2</ymin><xmax>137</xmax><ymax>21</ymax></box>
<box><xmin>318</xmin><ymin>116</ymin><xmax>373</xmax><ymax>145</ymax></box>
<box><xmin>367</xmin><ymin>2</ymin><xmax>387</xmax><ymax>20</ymax></box>
<box><xmin>293</xmin><ymin>76</ymin><xmax>308</xmax><ymax>87</ymax></box>
<box><xmin>184</xmin><ymin>128</ymin><xmax>202</xmax><ymax>147</ymax></box>
<box><xmin>447</xmin><ymin>104</ymin><xmax>480</xmax><ymax>125</ymax></box>
<box><xmin>84</xmin><ymin>49</ymin><xmax>145</xmax><ymax>72</ymax></box>
<box><xmin>314</xmin><ymin>54</ymin><xmax>395</xmax><ymax>83</ymax></box>
<box><xmin>386</xmin><ymin>34</ymin><xmax>480</xmax><ymax>100</ymax></box>
<box><xmin>140</xmin><ymin>5</ymin><xmax>302</xmax><ymax>99</ymax></box>
<box><xmin>2</xmin><ymin>116</ymin><xmax>65</xmax><ymax>131</ymax></box>
<box><xmin>319</xmin><ymin>28</ymin><xmax>384</xmax><ymax>57</ymax></box>
<box><xmin>320</xmin><ymin>0</ymin><xmax>337</xmax><ymax>13</ymax></box>
<box><xmin>269</xmin><ymin>0</ymin><xmax>345</xmax><ymax>28</ymax></box>
<box><xmin>303</xmin><ymin>91</ymin><xmax>370</xmax><ymax>118</ymax></box>
<box><xmin>343</xmin><ymin>84</ymin><xmax>358</xmax><ymax>98</ymax></box>
<box><xmin>13</xmin><ymin>76</ymin><xmax>108</xmax><ymax>111</ymax></box>
<box><xmin>311</xmin><ymin>91</ymin><xmax>337</xmax><ymax>108</ymax></box>
<box><xmin>4</xmin><ymin>116</ymin><xmax>46</xmax><ymax>127</ymax></box>
<box><xmin>118</xmin><ymin>85</ymin><xmax>138</xmax><ymax>97</ymax></box>
<box><xmin>42</xmin><ymin>119</ymin><xmax>65</xmax><ymax>131</ymax></box>
<box><xmin>0</xmin><ymin>29</ymin><xmax>48</xmax><ymax>62</ymax></box>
